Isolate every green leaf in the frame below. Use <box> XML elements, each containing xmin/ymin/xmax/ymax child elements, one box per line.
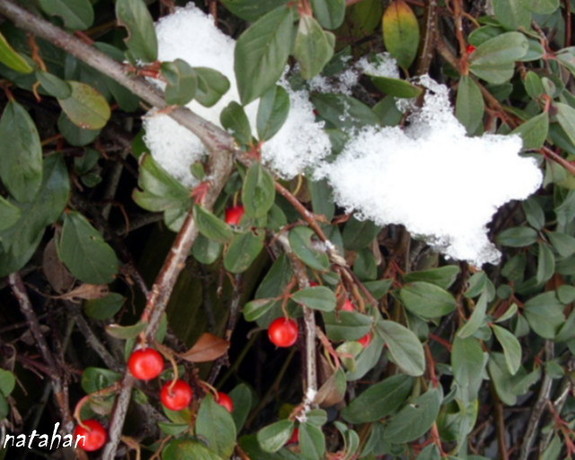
<box><xmin>377</xmin><ymin>320</ymin><xmax>425</xmax><ymax>376</ymax></box>
<box><xmin>492</xmin><ymin>0</ymin><xmax>532</xmax><ymax>30</ymax></box>
<box><xmin>84</xmin><ymin>293</ymin><xmax>125</xmax><ymax>320</ymax></box>
<box><xmin>57</xmin><ymin>112</ymin><xmax>100</xmax><ymax>147</ymax></box>
<box><xmin>105</xmin><ymin>321</ymin><xmax>146</xmax><ymax>340</ymax></box>
<box><xmin>257</xmin><ymin>85</ymin><xmax>290</xmax><ymax>141</ymax></box>
<box><xmin>161</xmin><ymin>59</ymin><xmax>197</xmax><ymax>106</ymax></box>
<box><xmin>0</xmin><ymin>369</ymin><xmax>16</xmax><ymax>397</ymax></box>
<box><xmin>309</xmin><ymin>179</ymin><xmax>334</xmax><ymax>221</ymax></box>
<box><xmin>0</xmin><ymin>31</ymin><xmax>33</xmax><ymax>73</ymax></box>
<box><xmin>496</xmin><ymin>226</ymin><xmax>538</xmax><ymax>247</ymax></box>
<box><xmin>547</xmin><ymin>231</ymin><xmax>575</xmax><ymax>258</ymax></box>
<box><xmin>293</xmin><ymin>15</ymin><xmax>335</xmax><ymax>80</ymax></box>
<box><xmin>342</xmin><ymin>217</ymin><xmax>380</xmax><ymax>250</ymax></box>
<box><xmin>457</xmin><ymin>292</ymin><xmax>488</xmax><ymax>338</ymax></box>
<box><xmin>524</xmin><ymin>71</ymin><xmax>545</xmax><ymax>99</ymax></box>
<box><xmin>491</xmin><ymin>324</ymin><xmax>522</xmax><ymax>375</ymax></box>
<box><xmin>193</xmin><ymin>67</ymin><xmax>231</xmax><ymax>107</ymax></box>
<box><xmin>58</xmin><ymin>211</ymin><xmax>119</xmax><ymax>284</ymax></box>
<box><xmin>0</xmin><ymin>197</ymin><xmax>20</xmax><ymax>231</ymax></box>
<box><xmin>555</xmin><ymin>103</ymin><xmax>575</xmax><ymax>147</ymax></box>
<box><xmin>224</xmin><ymin>230</ymin><xmax>265</xmax><ymax>273</ymax></box>
<box><xmin>229</xmin><ymin>383</ymin><xmax>253</xmax><ymax>432</ymax></box>
<box><xmin>36</xmin><ymin>70</ymin><xmax>71</xmax><ymax>99</ymax></box>
<box><xmin>341</xmin><ymin>374</ymin><xmax>413</xmax><ymax>423</ymax></box>
<box><xmin>162</xmin><ymin>440</ymin><xmax>221</xmax><ymax>460</ymax></box>
<box><xmin>234</xmin><ymin>5</ymin><xmax>295</xmax><ymax>104</ymax></box>
<box><xmin>452</xmin><ymin>337</ymin><xmax>487</xmax><ymax>401</ymax></box>
<box><xmin>196</xmin><ymin>395</ymin><xmax>237</xmax><ymax>458</ymax></box>
<box><xmin>58</xmin><ymin>81</ymin><xmax>111</xmax><ymax>130</ymax></box>
<box><xmin>221</xmin><ymin>101</ymin><xmax>252</xmax><ymax>145</ymax></box>
<box><xmin>469</xmin><ymin>32</ymin><xmax>529</xmax><ymax>84</ymax></box>
<box><xmin>556</xmin><ymin>47</ymin><xmax>575</xmax><ymax>77</ymax></box>
<box><xmin>288</xmin><ymin>226</ymin><xmax>330</xmax><ymax>271</ymax></box>
<box><xmin>370</xmin><ymin>76</ymin><xmax>423</xmax><ymax>98</ymax></box>
<box><xmin>311</xmin><ymin>93</ymin><xmax>380</xmax><ymax>130</ymax></box>
<box><xmin>299</xmin><ymin>423</ymin><xmax>326</xmax><ymax>460</ymax></box>
<box><xmin>243</xmin><ymin>298</ymin><xmax>279</xmax><ymax>322</ymax></box>
<box><xmin>115</xmin><ymin>0</ymin><xmax>158</xmax><ymax>63</ymax></box>
<box><xmin>291</xmin><ymin>286</ymin><xmax>336</xmax><ymax>312</ymax></box>
<box><xmin>220</xmin><ymin>0</ymin><xmax>290</xmax><ymax>22</ymax></box>
<box><xmin>382</xmin><ymin>0</ymin><xmax>420</xmax><ymax>69</ymax></box>
<box><xmin>400</xmin><ymin>282</ymin><xmax>457</xmax><ymax>320</ymax></box>
<box><xmin>524</xmin><ymin>291</ymin><xmax>565</xmax><ymax>339</ymax></box>
<box><xmin>403</xmin><ymin>266</ymin><xmax>460</xmax><ymax>290</ymax></box>
<box><xmin>257</xmin><ymin>419</ymin><xmax>294</xmax><ymax>453</ymax></box>
<box><xmin>0</xmin><ymin>100</ymin><xmax>43</xmax><ymax>202</ymax></box>
<box><xmin>310</xmin><ymin>0</ymin><xmax>346</xmax><ymax>29</ymax></box>
<box><xmin>529</xmin><ymin>0</ymin><xmax>559</xmax><ymax>14</ymax></box>
<box><xmin>384</xmin><ymin>387</ymin><xmax>443</xmax><ymax>444</ymax></box>
<box><xmin>38</xmin><ymin>0</ymin><xmax>94</xmax><ymax>30</ymax></box>
<box><xmin>0</xmin><ymin>155</ymin><xmax>70</xmax><ymax>277</ymax></box>
<box><xmin>465</xmin><ymin>270</ymin><xmax>496</xmax><ymax>300</ymax></box>
<box><xmin>323</xmin><ymin>310</ymin><xmax>372</xmax><ymax>341</ymax></box>
<box><xmin>194</xmin><ymin>205</ymin><xmax>234</xmax><ymax>244</ymax></box>
<box><xmin>456</xmin><ymin>76</ymin><xmax>484</xmax><ymax>135</ymax></box>
<box><xmin>511</xmin><ymin>112</ymin><xmax>549</xmax><ymax>150</ymax></box>
<box><xmin>521</xmin><ymin>198</ymin><xmax>545</xmax><ymax>230</ymax></box>
<box><xmin>536</xmin><ymin>241</ymin><xmax>555</xmax><ymax>284</ymax></box>
<box><xmin>81</xmin><ymin>367</ymin><xmax>122</xmax><ymax>394</ymax></box>
<box><xmin>192</xmin><ymin>234</ymin><xmax>222</xmax><ymax>265</ymax></box>
<box><xmin>242</xmin><ymin>162</ymin><xmax>276</xmax><ymax>219</ymax></box>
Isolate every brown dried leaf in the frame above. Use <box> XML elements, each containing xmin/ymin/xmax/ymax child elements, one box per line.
<box><xmin>179</xmin><ymin>333</ymin><xmax>229</xmax><ymax>363</ymax></box>
<box><xmin>54</xmin><ymin>283</ymin><xmax>109</xmax><ymax>302</ymax></box>
<box><xmin>42</xmin><ymin>237</ymin><xmax>75</xmax><ymax>293</ymax></box>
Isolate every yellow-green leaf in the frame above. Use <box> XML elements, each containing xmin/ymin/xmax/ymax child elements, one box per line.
<box><xmin>382</xmin><ymin>0</ymin><xmax>420</xmax><ymax>69</ymax></box>
<box><xmin>0</xmin><ymin>31</ymin><xmax>33</xmax><ymax>74</ymax></box>
<box><xmin>58</xmin><ymin>81</ymin><xmax>111</xmax><ymax>130</ymax></box>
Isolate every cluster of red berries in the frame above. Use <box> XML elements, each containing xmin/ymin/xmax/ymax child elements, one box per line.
<box><xmin>74</xmin><ymin>346</ymin><xmax>234</xmax><ymax>451</ymax></box>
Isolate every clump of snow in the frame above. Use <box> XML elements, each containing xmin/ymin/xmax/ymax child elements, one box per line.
<box><xmin>308</xmin><ymin>53</ymin><xmax>399</xmax><ymax>95</ymax></box>
<box><xmin>143</xmin><ymin>3</ymin><xmax>330</xmax><ymax>186</ymax></box>
<box><xmin>316</xmin><ymin>77</ymin><xmax>542</xmax><ymax>266</ymax></box>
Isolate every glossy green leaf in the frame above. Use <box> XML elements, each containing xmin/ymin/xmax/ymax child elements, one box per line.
<box><xmin>524</xmin><ymin>71</ymin><xmax>545</xmax><ymax>99</ymax></box>
<box><xmin>524</xmin><ymin>291</ymin><xmax>564</xmax><ymax>339</ymax></box>
<box><xmin>547</xmin><ymin>231</ymin><xmax>575</xmax><ymax>257</ymax></box>
<box><xmin>556</xmin><ymin>47</ymin><xmax>575</xmax><ymax>77</ymax></box>
<box><xmin>162</xmin><ymin>439</ymin><xmax>221</xmax><ymax>460</ymax></box>
<box><xmin>529</xmin><ymin>0</ymin><xmax>559</xmax><ymax>14</ymax></box>
<box><xmin>457</xmin><ymin>292</ymin><xmax>488</xmax><ymax>338</ymax></box>
<box><xmin>345</xmin><ymin>332</ymin><xmax>384</xmax><ymax>381</ymax></box>
<box><xmin>0</xmin><ymin>100</ymin><xmax>43</xmax><ymax>202</ymax></box>
<box><xmin>536</xmin><ymin>241</ymin><xmax>555</xmax><ymax>284</ymax></box>
<box><xmin>0</xmin><ymin>155</ymin><xmax>69</xmax><ymax>277</ymax></box>
<box><xmin>288</xmin><ymin>226</ymin><xmax>330</xmax><ymax>271</ymax></box>
<box><xmin>384</xmin><ymin>387</ymin><xmax>443</xmax><ymax>444</ymax></box>
<box><xmin>403</xmin><ymin>266</ymin><xmax>460</xmax><ymax>290</ymax></box>
<box><xmin>224</xmin><ymin>230</ymin><xmax>265</xmax><ymax>273</ymax></box>
<box><xmin>341</xmin><ymin>374</ymin><xmax>413</xmax><ymax>423</ymax></box>
<box><xmin>192</xmin><ymin>234</ymin><xmax>222</xmax><ymax>265</ymax></box>
<box><xmin>243</xmin><ymin>298</ymin><xmax>279</xmax><ymax>322</ymax></box>
<box><xmin>469</xmin><ymin>32</ymin><xmax>528</xmax><ymax>84</ymax></box>
<box><xmin>511</xmin><ymin>112</ymin><xmax>549</xmax><ymax>150</ymax></box>
<box><xmin>311</xmin><ymin>0</ymin><xmax>346</xmax><ymax>29</ymax></box>
<box><xmin>0</xmin><ymin>197</ymin><xmax>20</xmax><ymax>231</ymax></box>
<box><xmin>456</xmin><ymin>76</ymin><xmax>484</xmax><ymax>135</ymax></box>
<box><xmin>496</xmin><ymin>226</ymin><xmax>538</xmax><ymax>247</ymax></box>
<box><xmin>0</xmin><ymin>31</ymin><xmax>33</xmax><ymax>73</ymax></box>
<box><xmin>81</xmin><ymin>367</ymin><xmax>122</xmax><ymax>394</ymax></box>
<box><xmin>84</xmin><ymin>293</ymin><xmax>125</xmax><ymax>320</ymax></box>
<box><xmin>0</xmin><ymin>369</ymin><xmax>15</xmax><ymax>397</ymax></box>
<box><xmin>555</xmin><ymin>103</ymin><xmax>575</xmax><ymax>147</ymax></box>
<box><xmin>311</xmin><ymin>93</ymin><xmax>380</xmax><ymax>130</ymax></box>
<box><xmin>38</xmin><ymin>0</ymin><xmax>94</xmax><ymax>30</ymax></box>
<box><xmin>291</xmin><ymin>286</ymin><xmax>336</xmax><ymax>312</ymax></box>
<box><xmin>220</xmin><ymin>0</ymin><xmax>289</xmax><ymax>21</ymax></box>
<box><xmin>293</xmin><ymin>15</ymin><xmax>335</xmax><ymax>80</ymax></box>
<box><xmin>193</xmin><ymin>67</ymin><xmax>231</xmax><ymax>107</ymax></box>
<box><xmin>58</xmin><ymin>211</ymin><xmax>119</xmax><ymax>284</ymax></box>
<box><xmin>257</xmin><ymin>419</ymin><xmax>294</xmax><ymax>453</ymax></box>
<box><xmin>491</xmin><ymin>324</ymin><xmax>522</xmax><ymax>375</ymax></box>
<box><xmin>58</xmin><ymin>81</ymin><xmax>111</xmax><ymax>130</ymax></box>
<box><xmin>377</xmin><ymin>320</ymin><xmax>425</xmax><ymax>376</ymax></box>
<box><xmin>370</xmin><ymin>75</ymin><xmax>423</xmax><ymax>98</ymax></box>
<box><xmin>196</xmin><ymin>395</ymin><xmax>237</xmax><ymax>458</ymax></box>
<box><xmin>492</xmin><ymin>0</ymin><xmax>532</xmax><ymax>30</ymax></box>
<box><xmin>229</xmin><ymin>383</ymin><xmax>253</xmax><ymax>432</ymax></box>
<box><xmin>115</xmin><ymin>0</ymin><xmax>158</xmax><ymax>63</ymax></box>
<box><xmin>57</xmin><ymin>112</ymin><xmax>100</xmax><ymax>147</ymax></box>
<box><xmin>382</xmin><ymin>0</ymin><xmax>420</xmax><ymax>69</ymax></box>
<box><xmin>161</xmin><ymin>59</ymin><xmax>197</xmax><ymax>106</ymax></box>
<box><xmin>105</xmin><ymin>321</ymin><xmax>146</xmax><ymax>340</ymax></box>
<box><xmin>234</xmin><ymin>6</ymin><xmax>294</xmax><ymax>104</ymax></box>
<box><xmin>257</xmin><ymin>85</ymin><xmax>290</xmax><ymax>141</ymax></box>
<box><xmin>400</xmin><ymin>282</ymin><xmax>457</xmax><ymax>320</ymax></box>
<box><xmin>452</xmin><ymin>336</ymin><xmax>486</xmax><ymax>401</ymax></box>
<box><xmin>194</xmin><ymin>205</ymin><xmax>234</xmax><ymax>244</ymax></box>
<box><xmin>299</xmin><ymin>423</ymin><xmax>326</xmax><ymax>460</ymax></box>
<box><xmin>242</xmin><ymin>162</ymin><xmax>275</xmax><ymax>218</ymax></box>
<box><xmin>342</xmin><ymin>217</ymin><xmax>380</xmax><ymax>250</ymax></box>
<box><xmin>36</xmin><ymin>70</ymin><xmax>71</xmax><ymax>99</ymax></box>
<box><xmin>323</xmin><ymin>310</ymin><xmax>372</xmax><ymax>341</ymax></box>
<box><xmin>521</xmin><ymin>198</ymin><xmax>545</xmax><ymax>230</ymax></box>
<box><xmin>221</xmin><ymin>101</ymin><xmax>252</xmax><ymax>145</ymax></box>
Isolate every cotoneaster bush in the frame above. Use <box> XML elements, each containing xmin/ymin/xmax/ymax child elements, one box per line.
<box><xmin>0</xmin><ymin>1</ymin><xmax>574</xmax><ymax>459</ymax></box>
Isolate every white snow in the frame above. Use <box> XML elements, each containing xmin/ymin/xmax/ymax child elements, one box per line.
<box><xmin>143</xmin><ymin>4</ymin><xmax>330</xmax><ymax>186</ymax></box>
<box><xmin>316</xmin><ymin>77</ymin><xmax>543</xmax><ymax>266</ymax></box>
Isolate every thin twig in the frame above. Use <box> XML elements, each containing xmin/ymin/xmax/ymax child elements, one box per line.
<box><xmin>416</xmin><ymin>0</ymin><xmax>438</xmax><ymax>75</ymax></box>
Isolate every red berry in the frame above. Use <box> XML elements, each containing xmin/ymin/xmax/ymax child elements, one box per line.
<box><xmin>466</xmin><ymin>44</ymin><xmax>477</xmax><ymax>54</ymax></box>
<box><xmin>286</xmin><ymin>427</ymin><xmax>299</xmax><ymax>445</ymax></box>
<box><xmin>74</xmin><ymin>419</ymin><xmax>107</xmax><ymax>452</ymax></box>
<box><xmin>358</xmin><ymin>332</ymin><xmax>373</xmax><ymax>348</ymax></box>
<box><xmin>128</xmin><ymin>348</ymin><xmax>164</xmax><ymax>381</ymax></box>
<box><xmin>268</xmin><ymin>318</ymin><xmax>299</xmax><ymax>347</ymax></box>
<box><xmin>341</xmin><ymin>299</ymin><xmax>356</xmax><ymax>311</ymax></box>
<box><xmin>216</xmin><ymin>391</ymin><xmax>234</xmax><ymax>412</ymax></box>
<box><xmin>160</xmin><ymin>379</ymin><xmax>194</xmax><ymax>411</ymax></box>
<box><xmin>225</xmin><ymin>205</ymin><xmax>245</xmax><ymax>225</ymax></box>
